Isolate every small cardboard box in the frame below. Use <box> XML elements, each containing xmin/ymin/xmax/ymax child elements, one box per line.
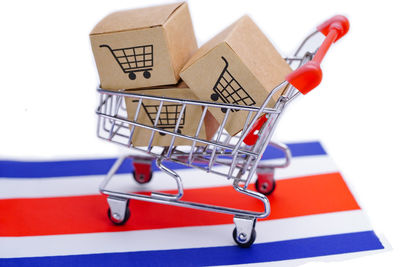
<box><xmin>180</xmin><ymin>15</ymin><xmax>292</xmax><ymax>136</ymax></box>
<box><xmin>90</xmin><ymin>2</ymin><xmax>197</xmax><ymax>90</ymax></box>
<box><xmin>124</xmin><ymin>83</ymin><xmax>219</xmax><ymax>147</ymax></box>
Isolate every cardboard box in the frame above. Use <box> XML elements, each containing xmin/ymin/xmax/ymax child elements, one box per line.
<box><xmin>90</xmin><ymin>2</ymin><xmax>197</xmax><ymax>90</ymax></box>
<box><xmin>180</xmin><ymin>15</ymin><xmax>292</xmax><ymax>136</ymax></box>
<box><xmin>124</xmin><ymin>83</ymin><xmax>219</xmax><ymax>147</ymax></box>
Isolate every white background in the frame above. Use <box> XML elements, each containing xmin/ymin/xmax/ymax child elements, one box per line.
<box><xmin>0</xmin><ymin>0</ymin><xmax>399</xmax><ymax>266</ymax></box>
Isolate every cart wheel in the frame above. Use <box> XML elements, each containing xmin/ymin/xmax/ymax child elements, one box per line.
<box><xmin>210</xmin><ymin>93</ymin><xmax>219</xmax><ymax>101</ymax></box>
<box><xmin>255</xmin><ymin>176</ymin><xmax>276</xmax><ymax>196</ymax></box>
<box><xmin>133</xmin><ymin>170</ymin><xmax>153</xmax><ymax>184</ymax></box>
<box><xmin>159</xmin><ymin>132</ymin><xmax>166</xmax><ymax>136</ymax></box>
<box><xmin>107</xmin><ymin>204</ymin><xmax>131</xmax><ymax>225</ymax></box>
<box><xmin>177</xmin><ymin>129</ymin><xmax>182</xmax><ymax>134</ymax></box>
<box><xmin>129</xmin><ymin>72</ymin><xmax>136</xmax><ymax>80</ymax></box>
<box><xmin>221</xmin><ymin>108</ymin><xmax>227</xmax><ymax>113</ymax></box>
<box><xmin>233</xmin><ymin>227</ymin><xmax>256</xmax><ymax>248</ymax></box>
<box><xmin>143</xmin><ymin>71</ymin><xmax>151</xmax><ymax>79</ymax></box>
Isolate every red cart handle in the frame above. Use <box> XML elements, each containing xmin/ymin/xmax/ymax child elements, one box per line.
<box><xmin>244</xmin><ymin>15</ymin><xmax>349</xmax><ymax>146</ymax></box>
<box><xmin>286</xmin><ymin>15</ymin><xmax>349</xmax><ymax>94</ymax></box>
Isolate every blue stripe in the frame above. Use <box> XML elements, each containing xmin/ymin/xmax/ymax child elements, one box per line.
<box><xmin>0</xmin><ymin>141</ymin><xmax>326</xmax><ymax>178</ymax></box>
<box><xmin>0</xmin><ymin>231</ymin><xmax>383</xmax><ymax>266</ymax></box>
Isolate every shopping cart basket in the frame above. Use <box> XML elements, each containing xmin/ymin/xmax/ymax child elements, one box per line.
<box><xmin>140</xmin><ymin>101</ymin><xmax>186</xmax><ymax>135</ymax></box>
<box><xmin>100</xmin><ymin>44</ymin><xmax>153</xmax><ymax>80</ymax></box>
<box><xmin>210</xmin><ymin>56</ymin><xmax>256</xmax><ymax>113</ymax></box>
<box><xmin>96</xmin><ymin>15</ymin><xmax>349</xmax><ymax>247</ymax></box>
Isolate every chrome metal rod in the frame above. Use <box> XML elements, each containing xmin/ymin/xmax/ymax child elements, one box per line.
<box><xmin>147</xmin><ymin>101</ymin><xmax>164</xmax><ymax>152</ymax></box>
<box><xmin>167</xmin><ymin>103</ymin><xmax>187</xmax><ymax>157</ymax></box>
<box><xmin>208</xmin><ymin>109</ymin><xmax>230</xmax><ymax>171</ymax></box>
<box><xmin>189</xmin><ymin>107</ymin><xmax>208</xmax><ymax>164</ymax></box>
<box><xmin>98</xmin><ymin>88</ymin><xmax>280</xmax><ymax>114</ymax></box>
<box><xmin>127</xmin><ymin>98</ymin><xmax>143</xmax><ymax>146</ymax></box>
<box><xmin>152</xmin><ymin>158</ymin><xmax>184</xmax><ymax>200</ymax></box>
<box><xmin>97</xmin><ymin>112</ymin><xmax>258</xmax><ymax>157</ymax></box>
<box><xmin>101</xmin><ymin>188</ymin><xmax>269</xmax><ymax>218</ymax></box>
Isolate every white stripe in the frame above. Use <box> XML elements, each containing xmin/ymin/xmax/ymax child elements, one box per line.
<box><xmin>0</xmin><ymin>210</ymin><xmax>370</xmax><ymax>258</ymax></box>
<box><xmin>0</xmin><ymin>155</ymin><xmax>338</xmax><ymax>199</ymax></box>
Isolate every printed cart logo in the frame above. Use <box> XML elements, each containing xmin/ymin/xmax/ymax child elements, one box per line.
<box><xmin>134</xmin><ymin>100</ymin><xmax>186</xmax><ymax>135</ymax></box>
<box><xmin>210</xmin><ymin>56</ymin><xmax>256</xmax><ymax>113</ymax></box>
<box><xmin>100</xmin><ymin>44</ymin><xmax>153</xmax><ymax>80</ymax></box>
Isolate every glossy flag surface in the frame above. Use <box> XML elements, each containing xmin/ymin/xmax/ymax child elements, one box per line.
<box><xmin>0</xmin><ymin>141</ymin><xmax>384</xmax><ymax>266</ymax></box>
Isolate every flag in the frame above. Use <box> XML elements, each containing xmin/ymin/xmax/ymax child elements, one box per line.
<box><xmin>0</xmin><ymin>141</ymin><xmax>384</xmax><ymax>266</ymax></box>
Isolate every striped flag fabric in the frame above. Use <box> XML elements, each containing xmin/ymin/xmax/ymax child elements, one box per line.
<box><xmin>0</xmin><ymin>141</ymin><xmax>384</xmax><ymax>266</ymax></box>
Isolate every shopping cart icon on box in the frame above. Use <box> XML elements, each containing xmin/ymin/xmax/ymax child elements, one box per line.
<box><xmin>210</xmin><ymin>56</ymin><xmax>256</xmax><ymax>113</ymax></box>
<box><xmin>138</xmin><ymin>101</ymin><xmax>186</xmax><ymax>136</ymax></box>
<box><xmin>100</xmin><ymin>44</ymin><xmax>153</xmax><ymax>80</ymax></box>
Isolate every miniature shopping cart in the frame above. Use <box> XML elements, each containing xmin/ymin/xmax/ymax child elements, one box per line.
<box><xmin>96</xmin><ymin>16</ymin><xmax>349</xmax><ymax>247</ymax></box>
<box><xmin>100</xmin><ymin>44</ymin><xmax>153</xmax><ymax>80</ymax></box>
<box><xmin>210</xmin><ymin>56</ymin><xmax>256</xmax><ymax>113</ymax></box>
<box><xmin>141</xmin><ymin>102</ymin><xmax>186</xmax><ymax>135</ymax></box>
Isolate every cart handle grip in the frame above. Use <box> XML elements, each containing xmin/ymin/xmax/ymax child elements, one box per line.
<box><xmin>286</xmin><ymin>15</ymin><xmax>349</xmax><ymax>94</ymax></box>
<box><xmin>243</xmin><ymin>16</ymin><xmax>349</xmax><ymax>146</ymax></box>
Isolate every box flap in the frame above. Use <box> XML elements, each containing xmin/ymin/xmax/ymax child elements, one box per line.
<box><xmin>91</xmin><ymin>2</ymin><xmax>184</xmax><ymax>35</ymax></box>
<box><xmin>181</xmin><ymin>18</ymin><xmax>239</xmax><ymax>72</ymax></box>
<box><xmin>164</xmin><ymin>2</ymin><xmax>198</xmax><ymax>78</ymax></box>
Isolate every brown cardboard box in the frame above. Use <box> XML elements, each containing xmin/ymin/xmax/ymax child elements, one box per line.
<box><xmin>90</xmin><ymin>2</ymin><xmax>197</xmax><ymax>90</ymax></box>
<box><xmin>180</xmin><ymin>15</ymin><xmax>292</xmax><ymax>136</ymax></box>
<box><xmin>124</xmin><ymin>83</ymin><xmax>219</xmax><ymax>147</ymax></box>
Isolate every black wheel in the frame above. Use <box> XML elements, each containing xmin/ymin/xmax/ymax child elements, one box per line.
<box><xmin>255</xmin><ymin>178</ymin><xmax>276</xmax><ymax>196</ymax></box>
<box><xmin>133</xmin><ymin>170</ymin><xmax>153</xmax><ymax>184</ymax></box>
<box><xmin>159</xmin><ymin>132</ymin><xmax>166</xmax><ymax>136</ymax></box>
<box><xmin>233</xmin><ymin>227</ymin><xmax>256</xmax><ymax>248</ymax></box>
<box><xmin>107</xmin><ymin>202</ymin><xmax>131</xmax><ymax>225</ymax></box>
<box><xmin>143</xmin><ymin>71</ymin><xmax>151</xmax><ymax>79</ymax></box>
<box><xmin>129</xmin><ymin>72</ymin><xmax>136</xmax><ymax>80</ymax></box>
<box><xmin>221</xmin><ymin>108</ymin><xmax>227</xmax><ymax>113</ymax></box>
<box><xmin>210</xmin><ymin>93</ymin><xmax>219</xmax><ymax>101</ymax></box>
<box><xmin>177</xmin><ymin>128</ymin><xmax>182</xmax><ymax>134</ymax></box>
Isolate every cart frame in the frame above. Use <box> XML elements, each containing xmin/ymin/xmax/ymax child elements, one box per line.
<box><xmin>96</xmin><ymin>15</ymin><xmax>349</xmax><ymax>247</ymax></box>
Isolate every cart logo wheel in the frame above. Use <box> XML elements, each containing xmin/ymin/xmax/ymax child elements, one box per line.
<box><xmin>210</xmin><ymin>57</ymin><xmax>256</xmax><ymax>112</ymax></box>
<box><xmin>128</xmin><ymin>72</ymin><xmax>136</xmax><ymax>80</ymax></box>
<box><xmin>100</xmin><ymin>44</ymin><xmax>154</xmax><ymax>81</ymax></box>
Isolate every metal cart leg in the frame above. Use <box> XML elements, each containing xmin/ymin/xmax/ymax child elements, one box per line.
<box><xmin>100</xmin><ymin>155</ymin><xmax>134</xmax><ymax>225</ymax></box>
<box><xmin>233</xmin><ymin>216</ymin><xmax>257</xmax><ymax>248</ymax></box>
<box><xmin>100</xmin><ymin>155</ymin><xmax>270</xmax><ymax>246</ymax></box>
<box><xmin>100</xmin><ymin>156</ymin><xmax>184</xmax><ymax>226</ymax></box>
<box><xmin>152</xmin><ymin>158</ymin><xmax>183</xmax><ymax>200</ymax></box>
<box><xmin>253</xmin><ymin>141</ymin><xmax>291</xmax><ymax>195</ymax></box>
<box><xmin>107</xmin><ymin>197</ymin><xmax>130</xmax><ymax>225</ymax></box>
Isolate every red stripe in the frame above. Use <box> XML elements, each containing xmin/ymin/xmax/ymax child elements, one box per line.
<box><xmin>0</xmin><ymin>172</ymin><xmax>359</xmax><ymax>236</ymax></box>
